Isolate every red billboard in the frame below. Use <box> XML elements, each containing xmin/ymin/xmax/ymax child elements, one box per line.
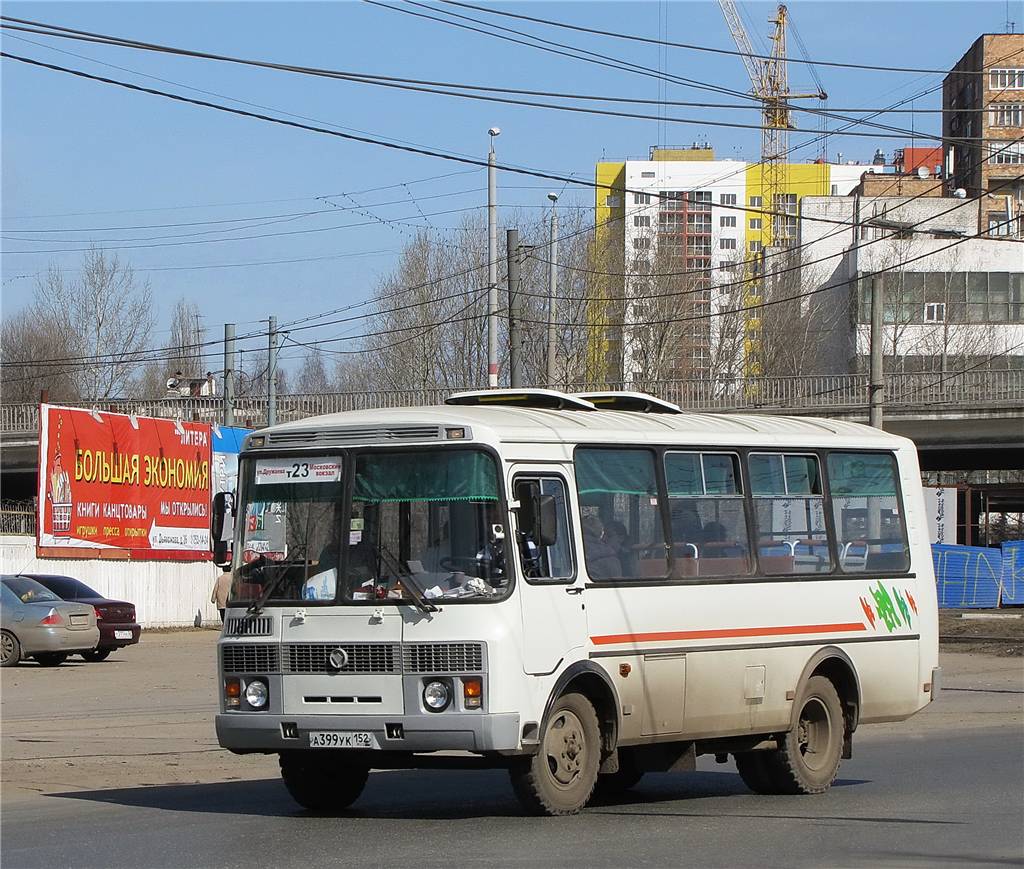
<box><xmin>37</xmin><ymin>404</ymin><xmax>213</xmax><ymax>560</ymax></box>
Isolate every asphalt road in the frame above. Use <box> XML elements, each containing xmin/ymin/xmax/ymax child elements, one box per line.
<box><xmin>2</xmin><ymin>633</ymin><xmax>1022</xmax><ymax>868</ymax></box>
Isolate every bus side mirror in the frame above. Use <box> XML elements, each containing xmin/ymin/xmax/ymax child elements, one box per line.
<box><xmin>211</xmin><ymin>492</ymin><xmax>234</xmax><ymax>567</ymax></box>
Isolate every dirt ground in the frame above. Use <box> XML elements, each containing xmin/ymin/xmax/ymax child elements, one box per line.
<box><xmin>939</xmin><ymin>608</ymin><xmax>1024</xmax><ymax>656</ymax></box>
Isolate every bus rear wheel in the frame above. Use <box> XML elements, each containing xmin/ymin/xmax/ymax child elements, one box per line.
<box><xmin>509</xmin><ymin>692</ymin><xmax>600</xmax><ymax>815</ymax></box>
<box><xmin>279</xmin><ymin>752</ymin><xmax>369</xmax><ymax>812</ymax></box>
<box><xmin>736</xmin><ymin>675</ymin><xmax>844</xmax><ymax>795</ymax></box>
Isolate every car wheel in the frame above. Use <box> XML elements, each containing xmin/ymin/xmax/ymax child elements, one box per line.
<box><xmin>509</xmin><ymin>692</ymin><xmax>601</xmax><ymax>815</ymax></box>
<box><xmin>279</xmin><ymin>753</ymin><xmax>369</xmax><ymax>812</ymax></box>
<box><xmin>81</xmin><ymin>649</ymin><xmax>112</xmax><ymax>662</ymax></box>
<box><xmin>34</xmin><ymin>653</ymin><xmax>68</xmax><ymax>667</ymax></box>
<box><xmin>1</xmin><ymin>631</ymin><xmax>21</xmax><ymax>667</ymax></box>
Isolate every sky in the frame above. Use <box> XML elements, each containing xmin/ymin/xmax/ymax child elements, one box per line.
<box><xmin>1</xmin><ymin>1</ymin><xmax>1011</xmax><ymax>369</ymax></box>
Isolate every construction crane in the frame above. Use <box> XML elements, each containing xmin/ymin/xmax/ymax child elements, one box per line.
<box><xmin>718</xmin><ymin>1</ymin><xmax>827</xmax><ymax>247</ymax></box>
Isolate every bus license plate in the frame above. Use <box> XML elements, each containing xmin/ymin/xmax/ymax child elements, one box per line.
<box><xmin>308</xmin><ymin>731</ymin><xmax>379</xmax><ymax>749</ymax></box>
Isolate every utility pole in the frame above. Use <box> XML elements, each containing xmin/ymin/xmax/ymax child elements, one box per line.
<box><xmin>487</xmin><ymin>127</ymin><xmax>501</xmax><ymax>388</ymax></box>
<box><xmin>546</xmin><ymin>193</ymin><xmax>559</xmax><ymax>388</ymax></box>
<box><xmin>869</xmin><ymin>275</ymin><xmax>884</xmax><ymax>428</ymax></box>
<box><xmin>223</xmin><ymin>323</ymin><xmax>235</xmax><ymax>427</ymax></box>
<box><xmin>506</xmin><ymin>228</ymin><xmax>523</xmax><ymax>388</ymax></box>
<box><xmin>268</xmin><ymin>315</ymin><xmax>278</xmax><ymax>428</ymax></box>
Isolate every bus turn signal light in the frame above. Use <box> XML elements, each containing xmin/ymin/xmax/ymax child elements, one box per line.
<box><xmin>225</xmin><ymin>677</ymin><xmax>241</xmax><ymax>708</ymax></box>
<box><xmin>463</xmin><ymin>677</ymin><xmax>482</xmax><ymax>709</ymax></box>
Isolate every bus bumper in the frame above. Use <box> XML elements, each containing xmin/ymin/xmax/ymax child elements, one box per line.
<box><xmin>216</xmin><ymin>711</ymin><xmax>521</xmax><ymax>754</ymax></box>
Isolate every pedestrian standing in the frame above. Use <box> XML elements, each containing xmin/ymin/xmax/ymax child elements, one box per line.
<box><xmin>211</xmin><ymin>570</ymin><xmax>232</xmax><ymax>623</ymax></box>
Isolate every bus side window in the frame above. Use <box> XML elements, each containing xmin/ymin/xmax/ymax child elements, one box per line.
<box><xmin>749</xmin><ymin>453</ymin><xmax>832</xmax><ymax>576</ymax></box>
<box><xmin>575</xmin><ymin>448</ymin><xmax>667</xmax><ymax>580</ymax></box>
<box><xmin>827</xmin><ymin>452</ymin><xmax>910</xmax><ymax>573</ymax></box>
<box><xmin>514</xmin><ymin>477</ymin><xmax>574</xmax><ymax>582</ymax></box>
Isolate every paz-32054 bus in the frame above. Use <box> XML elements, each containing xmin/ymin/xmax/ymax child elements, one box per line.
<box><xmin>214</xmin><ymin>389</ymin><xmax>939</xmax><ymax>815</ymax></box>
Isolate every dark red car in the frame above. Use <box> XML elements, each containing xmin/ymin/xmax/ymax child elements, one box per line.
<box><xmin>22</xmin><ymin>574</ymin><xmax>141</xmax><ymax>662</ymax></box>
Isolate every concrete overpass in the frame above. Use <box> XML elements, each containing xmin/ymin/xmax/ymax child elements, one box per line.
<box><xmin>2</xmin><ymin>371</ymin><xmax>1022</xmax><ymax>500</ymax></box>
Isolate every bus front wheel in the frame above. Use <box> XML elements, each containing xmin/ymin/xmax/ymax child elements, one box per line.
<box><xmin>736</xmin><ymin>675</ymin><xmax>844</xmax><ymax>795</ymax></box>
<box><xmin>279</xmin><ymin>752</ymin><xmax>369</xmax><ymax>812</ymax></box>
<box><xmin>509</xmin><ymin>692</ymin><xmax>601</xmax><ymax>815</ymax></box>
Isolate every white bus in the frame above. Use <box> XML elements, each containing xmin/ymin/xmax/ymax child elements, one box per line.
<box><xmin>215</xmin><ymin>389</ymin><xmax>939</xmax><ymax>815</ymax></box>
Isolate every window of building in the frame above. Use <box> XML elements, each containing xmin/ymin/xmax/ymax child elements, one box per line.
<box><xmin>990</xmin><ymin>103</ymin><xmax>1024</xmax><ymax>126</ymax></box>
<box><xmin>924</xmin><ymin>302</ymin><xmax>946</xmax><ymax>323</ymax></box>
<box><xmin>687</xmin><ymin>213</ymin><xmax>712</xmax><ymax>234</ymax></box>
<box><xmin>575</xmin><ymin>448</ymin><xmax>667</xmax><ymax>580</ymax></box>
<box><xmin>990</xmin><ymin>142</ymin><xmax>1024</xmax><ymax>164</ymax></box>
<box><xmin>719</xmin><ymin>261</ymin><xmax>737</xmax><ymax>272</ymax></box>
<box><xmin>749</xmin><ymin>195</ymin><xmax>763</xmax><ymax>208</ymax></box>
<box><xmin>720</xmin><ymin>215</ymin><xmax>737</xmax><ymax>228</ymax></box>
<box><xmin>749</xmin><ymin>453</ymin><xmax>831</xmax><ymax>575</ymax></box>
<box><xmin>749</xmin><ymin>218</ymin><xmax>762</xmax><ymax>230</ymax></box>
<box><xmin>687</xmin><ymin>237</ymin><xmax>712</xmax><ymax>256</ymax></box>
<box><xmin>633</xmin><ymin>236</ymin><xmax>651</xmax><ymax>250</ymax></box>
<box><xmin>659</xmin><ymin>212</ymin><xmax>684</xmax><ymax>230</ymax></box>
<box><xmin>641</xmin><ymin>171</ymin><xmax>657</xmax><ymax>178</ymax></box>
<box><xmin>605</xmin><ymin>195</ymin><xmax>621</xmax><ymax>207</ymax></box>
<box><xmin>749</xmin><ymin>240</ymin><xmax>763</xmax><ymax>252</ymax></box>
<box><xmin>634</xmin><ymin>214</ymin><xmax>651</xmax><ymax>228</ymax></box>
<box><xmin>660</xmin><ymin>190</ymin><xmax>685</xmax><ymax>209</ymax></box>
<box><xmin>665</xmin><ymin>452</ymin><xmax>750</xmax><ymax>577</ymax></box>
<box><xmin>687</xmin><ymin>190</ymin><xmax>713</xmax><ymax>212</ymax></box>
<box><xmin>827</xmin><ymin>452</ymin><xmax>909</xmax><ymax>574</ymax></box>
<box><xmin>989</xmin><ymin>69</ymin><xmax>1024</xmax><ymax>90</ymax></box>
<box><xmin>720</xmin><ymin>237</ymin><xmax>737</xmax><ymax>250</ymax></box>
<box><xmin>513</xmin><ymin>477</ymin><xmax>574</xmax><ymax>582</ymax></box>
<box><xmin>633</xmin><ymin>192</ymin><xmax>652</xmax><ymax>205</ymax></box>
<box><xmin>860</xmin><ymin>273</ymin><xmax>1023</xmax><ymax>325</ymax></box>
<box><xmin>988</xmin><ymin>213</ymin><xmax>1012</xmax><ymax>236</ymax></box>
<box><xmin>720</xmin><ymin>193</ymin><xmax>737</xmax><ymax>206</ymax></box>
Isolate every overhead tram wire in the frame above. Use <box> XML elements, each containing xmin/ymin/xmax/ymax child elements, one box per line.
<box><xmin>2</xmin><ymin>50</ymin><xmax>1002</xmax><ymax>244</ymax></box>
<box><xmin>358</xmin><ymin>0</ymin><xmax>990</xmax><ymax>142</ymax></box>
<box><xmin>0</xmin><ymin>15</ymin><xmax>985</xmax><ymax>144</ymax></box>
<box><xmin>435</xmin><ymin>0</ymin><xmax>983</xmax><ymax>76</ymax></box>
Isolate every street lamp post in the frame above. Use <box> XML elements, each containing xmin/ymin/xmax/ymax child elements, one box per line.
<box><xmin>545</xmin><ymin>192</ymin><xmax>559</xmax><ymax>388</ymax></box>
<box><xmin>487</xmin><ymin>127</ymin><xmax>500</xmax><ymax>388</ymax></box>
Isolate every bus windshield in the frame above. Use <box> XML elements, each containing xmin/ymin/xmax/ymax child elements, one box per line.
<box><xmin>341</xmin><ymin>449</ymin><xmax>508</xmax><ymax>603</ymax></box>
<box><xmin>229</xmin><ymin>448</ymin><xmax>508</xmax><ymax>605</ymax></box>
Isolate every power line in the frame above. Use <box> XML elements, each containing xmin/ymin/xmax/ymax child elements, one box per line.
<box><xmin>4</xmin><ymin>49</ymin><xmax>1004</xmax><ymax>245</ymax></box>
<box><xmin>0</xmin><ymin>13</ymin><xmax>987</xmax><ymax>145</ymax></box>
<box><xmin>435</xmin><ymin>0</ymin><xmax>991</xmax><ymax>76</ymax></box>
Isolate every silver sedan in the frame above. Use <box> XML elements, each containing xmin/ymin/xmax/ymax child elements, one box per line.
<box><xmin>1</xmin><ymin>575</ymin><xmax>100</xmax><ymax>667</ymax></box>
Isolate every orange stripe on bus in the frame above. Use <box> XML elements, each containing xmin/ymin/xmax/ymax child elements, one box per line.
<box><xmin>590</xmin><ymin>622</ymin><xmax>868</xmax><ymax>646</ymax></box>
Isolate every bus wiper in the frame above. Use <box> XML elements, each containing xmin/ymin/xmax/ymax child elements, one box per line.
<box><xmin>247</xmin><ymin>545</ymin><xmax>307</xmax><ymax>615</ymax></box>
<box><xmin>377</xmin><ymin>545</ymin><xmax>437</xmax><ymax>614</ymax></box>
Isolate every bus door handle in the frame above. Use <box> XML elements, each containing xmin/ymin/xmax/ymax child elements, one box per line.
<box><xmin>565</xmin><ymin>587</ymin><xmax>584</xmax><ymax>595</ymax></box>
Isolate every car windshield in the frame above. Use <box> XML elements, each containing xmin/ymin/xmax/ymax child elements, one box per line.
<box><xmin>228</xmin><ymin>448</ymin><xmax>508</xmax><ymax>605</ymax></box>
<box><xmin>2</xmin><ymin>577</ymin><xmax>61</xmax><ymax>604</ymax></box>
<box><xmin>28</xmin><ymin>576</ymin><xmax>100</xmax><ymax>599</ymax></box>
<box><xmin>229</xmin><ymin>456</ymin><xmax>345</xmax><ymax>604</ymax></box>
<box><xmin>341</xmin><ymin>449</ymin><xmax>507</xmax><ymax>603</ymax></box>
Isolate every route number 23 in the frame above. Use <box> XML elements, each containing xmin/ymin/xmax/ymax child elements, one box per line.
<box><xmin>288</xmin><ymin>462</ymin><xmax>310</xmax><ymax>479</ymax></box>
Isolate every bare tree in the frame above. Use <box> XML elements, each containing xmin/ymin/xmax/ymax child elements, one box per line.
<box><xmin>295</xmin><ymin>347</ymin><xmax>332</xmax><ymax>393</ymax></box>
<box><xmin>0</xmin><ymin>308</ymin><xmax>78</xmax><ymax>402</ymax></box>
<box><xmin>4</xmin><ymin>250</ymin><xmax>155</xmax><ymax>401</ymax></box>
<box><xmin>165</xmin><ymin>298</ymin><xmax>205</xmax><ymax>379</ymax></box>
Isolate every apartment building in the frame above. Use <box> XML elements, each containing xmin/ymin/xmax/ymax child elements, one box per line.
<box><xmin>591</xmin><ymin>147</ymin><xmax>872</xmax><ymax>383</ymax></box>
<box><xmin>942</xmin><ymin>33</ymin><xmax>1024</xmax><ymax>232</ymax></box>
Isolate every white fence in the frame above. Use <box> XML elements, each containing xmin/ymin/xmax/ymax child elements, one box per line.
<box><xmin>0</xmin><ymin>535</ymin><xmax>221</xmax><ymax>628</ymax></box>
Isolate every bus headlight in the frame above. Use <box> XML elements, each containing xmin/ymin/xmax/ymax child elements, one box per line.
<box><xmin>423</xmin><ymin>680</ymin><xmax>450</xmax><ymax>712</ymax></box>
<box><xmin>245</xmin><ymin>679</ymin><xmax>269</xmax><ymax>709</ymax></box>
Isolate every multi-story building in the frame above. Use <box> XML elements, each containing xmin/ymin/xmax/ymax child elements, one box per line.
<box><xmin>799</xmin><ymin>191</ymin><xmax>1023</xmax><ymax>375</ymax></box>
<box><xmin>590</xmin><ymin>147</ymin><xmax>873</xmax><ymax>383</ymax></box>
<box><xmin>942</xmin><ymin>33</ymin><xmax>1024</xmax><ymax>231</ymax></box>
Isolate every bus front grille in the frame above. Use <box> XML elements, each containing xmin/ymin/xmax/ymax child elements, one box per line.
<box><xmin>283</xmin><ymin>643</ymin><xmax>401</xmax><ymax>674</ymax></box>
<box><xmin>222</xmin><ymin>644</ymin><xmax>280</xmax><ymax>674</ymax></box>
<box><xmin>403</xmin><ymin>642</ymin><xmax>484</xmax><ymax>673</ymax></box>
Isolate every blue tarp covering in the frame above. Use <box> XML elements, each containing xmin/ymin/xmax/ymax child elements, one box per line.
<box><xmin>212</xmin><ymin>425</ymin><xmax>250</xmax><ymax>455</ymax></box>
<box><xmin>999</xmin><ymin>541</ymin><xmax>1024</xmax><ymax>606</ymax></box>
<box><xmin>932</xmin><ymin>544</ymin><xmax>1002</xmax><ymax>608</ymax></box>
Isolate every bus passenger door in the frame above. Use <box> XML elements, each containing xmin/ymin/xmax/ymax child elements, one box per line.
<box><xmin>512</xmin><ymin>469</ymin><xmax>587</xmax><ymax>675</ymax></box>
